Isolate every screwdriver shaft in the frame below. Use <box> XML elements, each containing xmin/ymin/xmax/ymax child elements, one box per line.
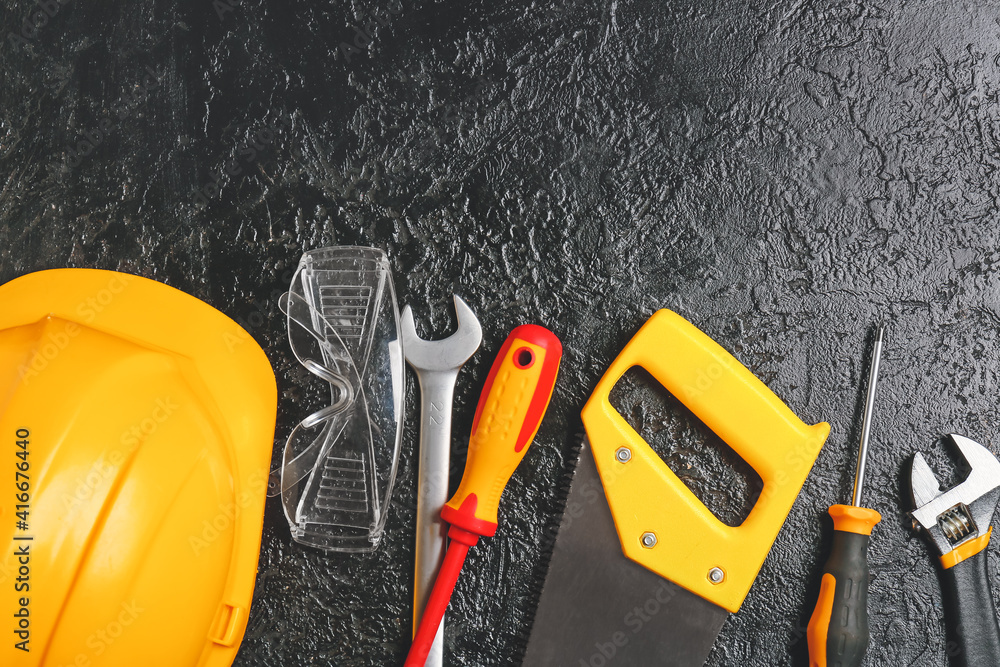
<box><xmin>851</xmin><ymin>324</ymin><xmax>885</xmax><ymax>507</ymax></box>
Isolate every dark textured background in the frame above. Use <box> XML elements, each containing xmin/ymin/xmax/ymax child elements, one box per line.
<box><xmin>3</xmin><ymin>0</ymin><xmax>1000</xmax><ymax>665</ymax></box>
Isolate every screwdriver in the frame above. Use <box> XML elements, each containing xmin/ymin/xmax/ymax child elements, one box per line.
<box><xmin>404</xmin><ymin>324</ymin><xmax>562</xmax><ymax>667</ymax></box>
<box><xmin>807</xmin><ymin>324</ymin><xmax>884</xmax><ymax>667</ymax></box>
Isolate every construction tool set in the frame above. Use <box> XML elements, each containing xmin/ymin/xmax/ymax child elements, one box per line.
<box><xmin>2</xmin><ymin>248</ymin><xmax>999</xmax><ymax>666</ymax></box>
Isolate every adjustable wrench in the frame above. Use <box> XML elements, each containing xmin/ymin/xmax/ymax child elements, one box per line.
<box><xmin>909</xmin><ymin>434</ymin><xmax>1000</xmax><ymax>667</ymax></box>
<box><xmin>401</xmin><ymin>296</ymin><xmax>481</xmax><ymax>667</ymax></box>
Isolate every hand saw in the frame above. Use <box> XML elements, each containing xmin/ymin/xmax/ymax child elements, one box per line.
<box><xmin>523</xmin><ymin>310</ymin><xmax>829</xmax><ymax>666</ymax></box>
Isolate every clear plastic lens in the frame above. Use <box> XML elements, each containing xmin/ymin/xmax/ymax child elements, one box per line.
<box><xmin>276</xmin><ymin>246</ymin><xmax>405</xmax><ymax>552</ymax></box>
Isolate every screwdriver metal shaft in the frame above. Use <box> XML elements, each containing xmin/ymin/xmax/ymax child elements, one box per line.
<box><xmin>807</xmin><ymin>324</ymin><xmax>885</xmax><ymax>667</ymax></box>
<box><xmin>852</xmin><ymin>325</ymin><xmax>884</xmax><ymax>507</ymax></box>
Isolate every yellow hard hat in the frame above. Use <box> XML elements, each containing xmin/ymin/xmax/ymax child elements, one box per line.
<box><xmin>0</xmin><ymin>269</ymin><xmax>277</xmax><ymax>667</ymax></box>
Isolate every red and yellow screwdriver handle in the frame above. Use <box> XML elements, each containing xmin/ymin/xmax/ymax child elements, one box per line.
<box><xmin>405</xmin><ymin>324</ymin><xmax>561</xmax><ymax>667</ymax></box>
<box><xmin>441</xmin><ymin>324</ymin><xmax>562</xmax><ymax>538</ymax></box>
<box><xmin>807</xmin><ymin>504</ymin><xmax>882</xmax><ymax>667</ymax></box>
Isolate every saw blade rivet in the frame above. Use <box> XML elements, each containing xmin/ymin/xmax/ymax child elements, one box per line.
<box><xmin>708</xmin><ymin>567</ymin><xmax>725</xmax><ymax>584</ymax></box>
<box><xmin>615</xmin><ymin>447</ymin><xmax>632</xmax><ymax>463</ymax></box>
<box><xmin>641</xmin><ymin>532</ymin><xmax>657</xmax><ymax>548</ymax></box>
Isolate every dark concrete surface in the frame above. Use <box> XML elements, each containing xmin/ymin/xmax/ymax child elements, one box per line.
<box><xmin>3</xmin><ymin>0</ymin><xmax>1000</xmax><ymax>665</ymax></box>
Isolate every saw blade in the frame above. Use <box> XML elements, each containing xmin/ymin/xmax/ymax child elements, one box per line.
<box><xmin>523</xmin><ymin>438</ymin><xmax>728</xmax><ymax>666</ymax></box>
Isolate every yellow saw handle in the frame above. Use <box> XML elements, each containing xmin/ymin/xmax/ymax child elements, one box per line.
<box><xmin>583</xmin><ymin>310</ymin><xmax>829</xmax><ymax>613</ymax></box>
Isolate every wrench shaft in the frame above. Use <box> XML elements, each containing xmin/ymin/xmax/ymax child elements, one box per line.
<box><xmin>413</xmin><ymin>370</ymin><xmax>459</xmax><ymax>667</ymax></box>
<box><xmin>941</xmin><ymin>547</ymin><xmax>1000</xmax><ymax>667</ymax></box>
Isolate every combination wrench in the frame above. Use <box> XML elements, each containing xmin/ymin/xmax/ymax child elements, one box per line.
<box><xmin>401</xmin><ymin>295</ymin><xmax>482</xmax><ymax>667</ymax></box>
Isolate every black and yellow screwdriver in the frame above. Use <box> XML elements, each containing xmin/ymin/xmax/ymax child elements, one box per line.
<box><xmin>807</xmin><ymin>325</ymin><xmax>885</xmax><ymax>667</ymax></box>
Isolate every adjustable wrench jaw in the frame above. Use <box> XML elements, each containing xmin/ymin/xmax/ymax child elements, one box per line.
<box><xmin>909</xmin><ymin>435</ymin><xmax>1000</xmax><ymax>557</ymax></box>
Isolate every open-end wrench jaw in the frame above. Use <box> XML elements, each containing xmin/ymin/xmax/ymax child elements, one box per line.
<box><xmin>909</xmin><ymin>434</ymin><xmax>1000</xmax><ymax>557</ymax></box>
<box><xmin>401</xmin><ymin>295</ymin><xmax>483</xmax><ymax>372</ymax></box>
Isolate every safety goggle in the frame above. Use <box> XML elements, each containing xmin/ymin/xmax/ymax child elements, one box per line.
<box><xmin>269</xmin><ymin>246</ymin><xmax>405</xmax><ymax>552</ymax></box>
